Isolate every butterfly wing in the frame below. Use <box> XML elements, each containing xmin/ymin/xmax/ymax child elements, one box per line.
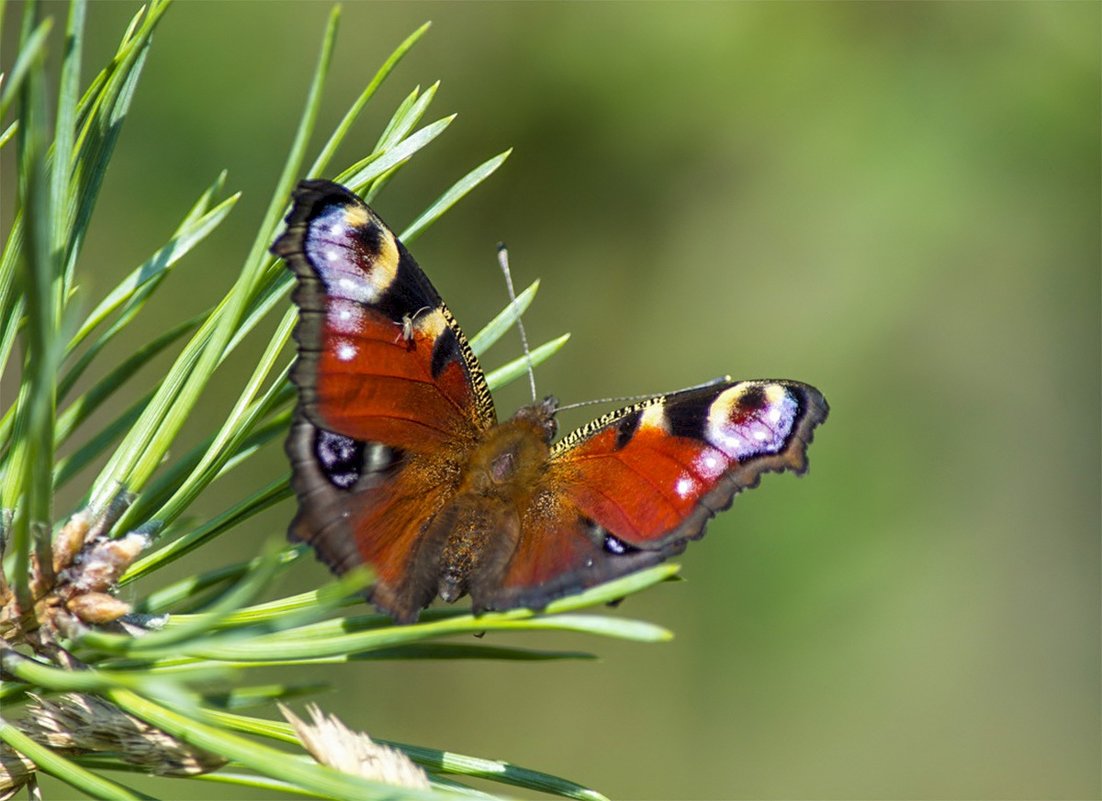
<box><xmin>274</xmin><ymin>180</ymin><xmax>495</xmax><ymax>450</ymax></box>
<box><xmin>481</xmin><ymin>379</ymin><xmax>828</xmax><ymax>612</ymax></box>
<box><xmin>273</xmin><ymin>180</ymin><xmax>496</xmax><ymax>621</ymax></box>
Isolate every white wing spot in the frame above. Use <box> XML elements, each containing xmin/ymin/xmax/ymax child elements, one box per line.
<box><xmin>675</xmin><ymin>475</ymin><xmax>698</xmax><ymax>498</ymax></box>
<box><xmin>365</xmin><ymin>444</ymin><xmax>392</xmax><ymax>472</ymax></box>
<box><xmin>335</xmin><ymin>341</ymin><xmax>357</xmax><ymax>362</ymax></box>
<box><xmin>327</xmin><ymin>223</ymin><xmax>345</xmax><ymax>237</ymax></box>
<box><xmin>694</xmin><ymin>449</ymin><xmax>727</xmax><ymax>479</ymax></box>
<box><xmin>329</xmin><ymin>301</ymin><xmax>364</xmax><ymax>334</ymax></box>
<box><xmin>335</xmin><ymin>275</ymin><xmax>378</xmax><ymax>303</ymax></box>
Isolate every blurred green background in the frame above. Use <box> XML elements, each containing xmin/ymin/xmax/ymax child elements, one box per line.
<box><xmin>4</xmin><ymin>2</ymin><xmax>1099</xmax><ymax>799</ymax></box>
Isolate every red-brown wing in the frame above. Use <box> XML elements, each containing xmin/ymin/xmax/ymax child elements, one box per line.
<box><xmin>482</xmin><ymin>379</ymin><xmax>828</xmax><ymax>611</ymax></box>
<box><xmin>476</xmin><ymin>489</ymin><xmax>673</xmax><ymax>614</ymax></box>
<box><xmin>272</xmin><ymin>180</ymin><xmax>495</xmax><ymax>452</ymax></box>
<box><xmin>286</xmin><ymin>413</ymin><xmax>455</xmax><ymax>623</ymax></box>
<box><xmin>273</xmin><ymin>180</ymin><xmax>494</xmax><ymax>620</ymax></box>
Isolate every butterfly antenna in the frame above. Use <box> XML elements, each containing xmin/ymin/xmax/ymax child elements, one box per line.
<box><xmin>557</xmin><ymin>377</ymin><xmax>731</xmax><ymax>413</ymax></box>
<box><xmin>497</xmin><ymin>242</ymin><xmax>538</xmax><ymax>403</ymax></box>
<box><xmin>557</xmin><ymin>394</ymin><xmax>655</xmax><ymax>413</ymax></box>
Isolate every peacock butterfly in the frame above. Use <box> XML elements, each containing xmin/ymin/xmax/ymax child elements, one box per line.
<box><xmin>272</xmin><ymin>180</ymin><xmax>828</xmax><ymax>624</ymax></box>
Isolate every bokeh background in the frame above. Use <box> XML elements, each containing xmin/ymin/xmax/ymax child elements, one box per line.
<box><xmin>3</xmin><ymin>2</ymin><xmax>1099</xmax><ymax>799</ymax></box>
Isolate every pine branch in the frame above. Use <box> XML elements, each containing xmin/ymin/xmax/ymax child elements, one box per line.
<box><xmin>0</xmin><ymin>3</ymin><xmax>673</xmax><ymax>798</ymax></box>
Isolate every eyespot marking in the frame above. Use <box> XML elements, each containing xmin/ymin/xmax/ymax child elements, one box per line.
<box><xmin>314</xmin><ymin>429</ymin><xmax>365</xmax><ymax>489</ymax></box>
<box><xmin>342</xmin><ymin>204</ymin><xmax>371</xmax><ymax>228</ymax></box>
<box><xmin>331</xmin><ymin>274</ymin><xmax>379</xmax><ymax>304</ymax></box>
<box><xmin>706</xmin><ymin>382</ymin><xmax>797</xmax><ymax>460</ymax></box>
<box><xmin>602</xmin><ymin>532</ymin><xmax>638</xmax><ymax>556</ymax></box>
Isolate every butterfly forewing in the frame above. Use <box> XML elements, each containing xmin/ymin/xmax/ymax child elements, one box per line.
<box><xmin>478</xmin><ymin>380</ymin><xmax>828</xmax><ymax>611</ymax></box>
<box><xmin>552</xmin><ymin>379</ymin><xmax>827</xmax><ymax>547</ymax></box>
<box><xmin>273</xmin><ymin>180</ymin><xmax>495</xmax><ymax>451</ymax></box>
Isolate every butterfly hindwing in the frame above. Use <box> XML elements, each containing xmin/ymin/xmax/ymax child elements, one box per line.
<box><xmin>478</xmin><ymin>501</ymin><xmax>672</xmax><ymax>614</ymax></box>
<box><xmin>286</xmin><ymin>411</ymin><xmax>467</xmax><ymax>623</ymax></box>
<box><xmin>480</xmin><ymin>379</ymin><xmax>828</xmax><ymax>611</ymax></box>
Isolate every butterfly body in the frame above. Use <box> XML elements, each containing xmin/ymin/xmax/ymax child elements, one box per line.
<box><xmin>274</xmin><ymin>180</ymin><xmax>828</xmax><ymax>624</ymax></box>
<box><xmin>407</xmin><ymin>399</ymin><xmax>557</xmax><ymax>614</ymax></box>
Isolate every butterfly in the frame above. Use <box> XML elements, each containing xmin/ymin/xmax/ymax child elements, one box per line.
<box><xmin>272</xmin><ymin>180</ymin><xmax>828</xmax><ymax>624</ymax></box>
